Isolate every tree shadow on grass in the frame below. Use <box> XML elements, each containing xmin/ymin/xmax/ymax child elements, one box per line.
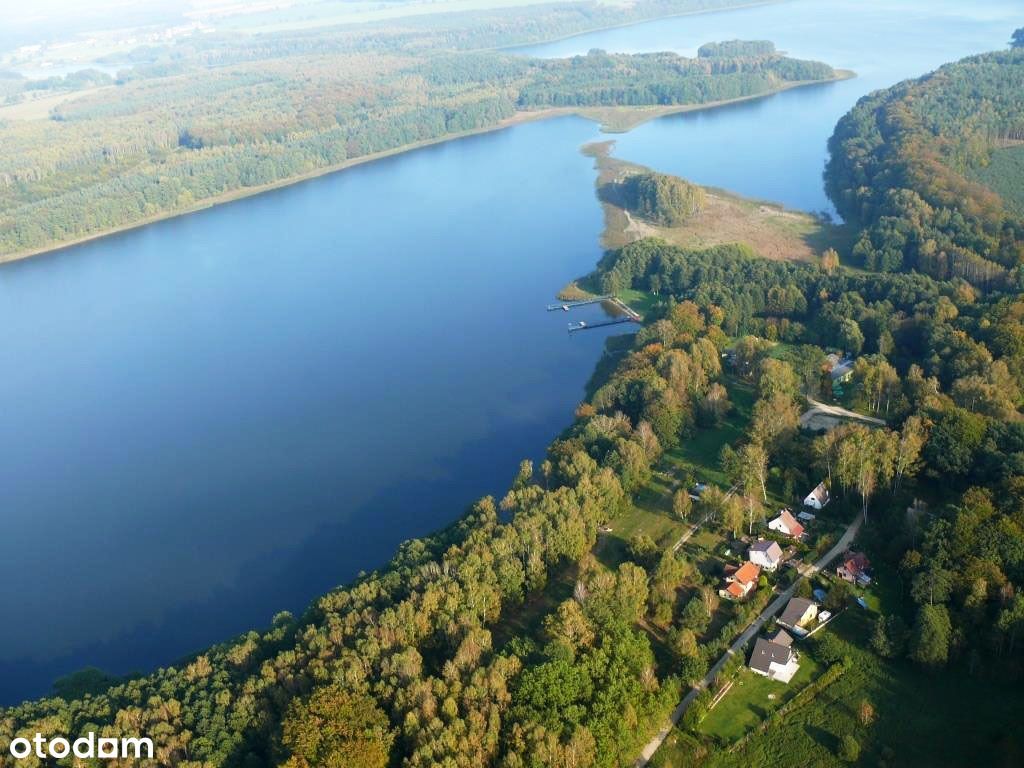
<box><xmin>804</xmin><ymin>723</ymin><xmax>839</xmax><ymax>754</ymax></box>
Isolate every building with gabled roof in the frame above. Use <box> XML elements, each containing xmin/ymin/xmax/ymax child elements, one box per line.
<box><xmin>803</xmin><ymin>481</ymin><xmax>830</xmax><ymax>510</ymax></box>
<box><xmin>720</xmin><ymin>561</ymin><xmax>760</xmax><ymax>600</ymax></box>
<box><xmin>748</xmin><ymin>539</ymin><xmax>783</xmax><ymax>571</ymax></box>
<box><xmin>777</xmin><ymin>597</ymin><xmax>818</xmax><ymax>635</ymax></box>
<box><xmin>768</xmin><ymin>509</ymin><xmax>805</xmax><ymax>539</ymax></box>
<box><xmin>837</xmin><ymin>551</ymin><xmax>872</xmax><ymax>585</ymax></box>
<box><xmin>749</xmin><ymin>629</ymin><xmax>799</xmax><ymax>682</ymax></box>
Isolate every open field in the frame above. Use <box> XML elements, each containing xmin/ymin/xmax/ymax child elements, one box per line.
<box><xmin>0</xmin><ymin>86</ymin><xmax>114</xmax><ymax>120</ymax></box>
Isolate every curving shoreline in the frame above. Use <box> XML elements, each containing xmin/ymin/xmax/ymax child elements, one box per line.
<box><xmin>0</xmin><ymin>70</ymin><xmax>852</xmax><ymax>267</ymax></box>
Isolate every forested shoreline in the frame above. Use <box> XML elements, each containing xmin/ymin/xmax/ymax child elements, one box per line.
<box><xmin>825</xmin><ymin>43</ymin><xmax>1024</xmax><ymax>286</ymax></box>
<box><xmin>0</xmin><ymin>14</ymin><xmax>838</xmax><ymax>260</ymax></box>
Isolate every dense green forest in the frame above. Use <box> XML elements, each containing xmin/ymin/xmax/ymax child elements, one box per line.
<box><xmin>697</xmin><ymin>40</ymin><xmax>776</xmax><ymax>58</ymax></box>
<box><xmin>0</xmin><ymin>4</ymin><xmax>837</xmax><ymax>258</ymax></box>
<box><xmin>825</xmin><ymin>43</ymin><xmax>1024</xmax><ymax>286</ymax></box>
<box><xmin>620</xmin><ymin>171</ymin><xmax>706</xmax><ymax>226</ymax></box>
<box><xmin>515</xmin><ymin>48</ymin><xmax>832</xmax><ymax>107</ymax></box>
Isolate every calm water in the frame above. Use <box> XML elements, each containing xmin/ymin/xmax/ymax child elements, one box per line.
<box><xmin>1</xmin><ymin>0</ymin><xmax>1018</xmax><ymax>704</ymax></box>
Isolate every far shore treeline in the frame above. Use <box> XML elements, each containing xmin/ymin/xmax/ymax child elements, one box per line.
<box><xmin>0</xmin><ymin>0</ymin><xmax>837</xmax><ymax>260</ymax></box>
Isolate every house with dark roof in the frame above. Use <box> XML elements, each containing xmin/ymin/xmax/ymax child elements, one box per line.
<box><xmin>749</xmin><ymin>629</ymin><xmax>800</xmax><ymax>682</ymax></box>
<box><xmin>830</xmin><ymin>358</ymin><xmax>855</xmax><ymax>384</ymax></box>
<box><xmin>768</xmin><ymin>509</ymin><xmax>805</xmax><ymax>539</ymax></box>
<box><xmin>777</xmin><ymin>597</ymin><xmax>818</xmax><ymax>636</ymax></box>
<box><xmin>748</xmin><ymin>539</ymin><xmax>783</xmax><ymax>571</ymax></box>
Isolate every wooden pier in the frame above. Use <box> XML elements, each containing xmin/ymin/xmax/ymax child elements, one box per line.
<box><xmin>568</xmin><ymin>316</ymin><xmax>639</xmax><ymax>332</ymax></box>
<box><xmin>546</xmin><ymin>295</ymin><xmax>613</xmax><ymax>311</ymax></box>
<box><xmin>558</xmin><ymin>295</ymin><xmax>642</xmax><ymax>333</ymax></box>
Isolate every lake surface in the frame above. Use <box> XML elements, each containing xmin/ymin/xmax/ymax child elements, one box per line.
<box><xmin>1</xmin><ymin>0</ymin><xmax>1018</xmax><ymax>704</ymax></box>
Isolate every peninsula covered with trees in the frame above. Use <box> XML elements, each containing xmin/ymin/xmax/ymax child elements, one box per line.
<box><xmin>621</xmin><ymin>171</ymin><xmax>707</xmax><ymax>227</ymax></box>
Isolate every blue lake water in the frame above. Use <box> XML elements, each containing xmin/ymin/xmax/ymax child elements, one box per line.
<box><xmin>0</xmin><ymin>0</ymin><xmax>1018</xmax><ymax>703</ymax></box>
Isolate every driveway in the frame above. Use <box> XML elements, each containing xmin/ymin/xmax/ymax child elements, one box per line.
<box><xmin>800</xmin><ymin>397</ymin><xmax>886</xmax><ymax>430</ymax></box>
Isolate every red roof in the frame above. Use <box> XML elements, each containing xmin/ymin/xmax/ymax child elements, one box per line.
<box><xmin>726</xmin><ymin>581</ymin><xmax>746</xmax><ymax>598</ymax></box>
<box><xmin>842</xmin><ymin>552</ymin><xmax>870</xmax><ymax>574</ymax></box>
<box><xmin>775</xmin><ymin>509</ymin><xmax>804</xmax><ymax>538</ymax></box>
<box><xmin>734</xmin><ymin>561</ymin><xmax>761</xmax><ymax>585</ymax></box>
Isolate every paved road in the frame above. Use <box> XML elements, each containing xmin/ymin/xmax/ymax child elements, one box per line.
<box><xmin>633</xmin><ymin>514</ymin><xmax>864</xmax><ymax>767</ymax></box>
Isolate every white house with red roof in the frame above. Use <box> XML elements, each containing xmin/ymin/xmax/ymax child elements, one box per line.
<box><xmin>768</xmin><ymin>508</ymin><xmax>805</xmax><ymax>539</ymax></box>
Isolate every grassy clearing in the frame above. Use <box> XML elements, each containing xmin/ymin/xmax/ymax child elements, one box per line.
<box><xmin>618</xmin><ymin>286</ymin><xmax>661</xmax><ymax>318</ymax></box>
<box><xmin>970</xmin><ymin>143</ymin><xmax>1024</xmax><ymax>217</ymax></box>
<box><xmin>699</xmin><ymin>656</ymin><xmax>822</xmax><ymax>742</ymax></box>
<box><xmin>598</xmin><ymin>468</ymin><xmax>687</xmax><ymax>570</ymax></box>
<box><xmin>0</xmin><ymin>86</ymin><xmax>112</xmax><ymax>120</ymax></box>
<box><xmin>490</xmin><ymin>562</ymin><xmax>577</xmax><ymax>649</ymax></box>
<box><xmin>663</xmin><ymin>377</ymin><xmax>755</xmax><ymax>489</ymax></box>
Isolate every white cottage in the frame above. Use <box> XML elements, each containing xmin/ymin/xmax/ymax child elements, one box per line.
<box><xmin>803</xmin><ymin>481</ymin><xmax>830</xmax><ymax>510</ymax></box>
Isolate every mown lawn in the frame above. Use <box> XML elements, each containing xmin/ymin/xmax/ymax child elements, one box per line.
<box><xmin>618</xmin><ymin>286</ymin><xmax>662</xmax><ymax>318</ymax></box>
<box><xmin>699</xmin><ymin>654</ymin><xmax>822</xmax><ymax>743</ymax></box>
